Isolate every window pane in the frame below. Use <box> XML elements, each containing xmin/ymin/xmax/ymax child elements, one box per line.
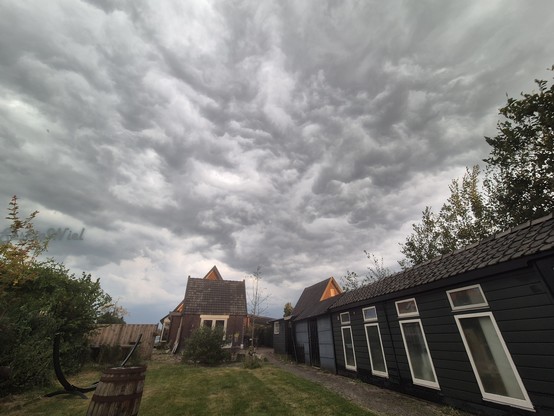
<box><xmin>215</xmin><ymin>320</ymin><xmax>225</xmax><ymax>328</ymax></box>
<box><xmin>397</xmin><ymin>299</ymin><xmax>418</xmax><ymax>316</ymax></box>
<box><xmin>459</xmin><ymin>316</ymin><xmax>525</xmax><ymax>400</ymax></box>
<box><xmin>402</xmin><ymin>322</ymin><xmax>436</xmax><ymax>383</ymax></box>
<box><xmin>365</xmin><ymin>325</ymin><xmax>386</xmax><ymax>374</ymax></box>
<box><xmin>203</xmin><ymin>320</ymin><xmax>213</xmax><ymax>328</ymax></box>
<box><xmin>274</xmin><ymin>322</ymin><xmax>280</xmax><ymax>335</ymax></box>
<box><xmin>342</xmin><ymin>327</ymin><xmax>356</xmax><ymax>368</ymax></box>
<box><xmin>449</xmin><ymin>286</ymin><xmax>486</xmax><ymax>308</ymax></box>
<box><xmin>363</xmin><ymin>307</ymin><xmax>377</xmax><ymax>321</ymax></box>
<box><xmin>340</xmin><ymin>312</ymin><xmax>350</xmax><ymax>324</ymax></box>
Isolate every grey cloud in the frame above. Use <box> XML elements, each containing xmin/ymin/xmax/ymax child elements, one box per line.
<box><xmin>1</xmin><ymin>0</ymin><xmax>554</xmax><ymax>322</ymax></box>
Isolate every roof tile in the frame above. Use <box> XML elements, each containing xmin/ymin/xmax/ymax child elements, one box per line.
<box><xmin>331</xmin><ymin>213</ymin><xmax>554</xmax><ymax>310</ymax></box>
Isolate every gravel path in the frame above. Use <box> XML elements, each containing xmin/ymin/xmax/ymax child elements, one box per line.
<box><xmin>256</xmin><ymin>348</ymin><xmax>469</xmax><ymax>416</ymax></box>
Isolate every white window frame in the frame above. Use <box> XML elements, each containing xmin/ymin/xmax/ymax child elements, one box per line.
<box><xmin>273</xmin><ymin>321</ymin><xmax>280</xmax><ymax>335</ymax></box>
<box><xmin>341</xmin><ymin>326</ymin><xmax>357</xmax><ymax>371</ymax></box>
<box><xmin>340</xmin><ymin>312</ymin><xmax>351</xmax><ymax>325</ymax></box>
<box><xmin>447</xmin><ymin>284</ymin><xmax>489</xmax><ymax>311</ymax></box>
<box><xmin>399</xmin><ymin>319</ymin><xmax>440</xmax><ymax>390</ymax></box>
<box><xmin>454</xmin><ymin>312</ymin><xmax>534</xmax><ymax>411</ymax></box>
<box><xmin>200</xmin><ymin>314</ymin><xmax>229</xmax><ymax>337</ymax></box>
<box><xmin>362</xmin><ymin>306</ymin><xmax>378</xmax><ymax>322</ymax></box>
<box><xmin>395</xmin><ymin>298</ymin><xmax>419</xmax><ymax>318</ymax></box>
<box><xmin>364</xmin><ymin>323</ymin><xmax>388</xmax><ymax>378</ymax></box>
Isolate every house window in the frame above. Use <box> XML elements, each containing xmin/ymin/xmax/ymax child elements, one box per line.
<box><xmin>340</xmin><ymin>312</ymin><xmax>351</xmax><ymax>325</ymax></box>
<box><xmin>274</xmin><ymin>321</ymin><xmax>280</xmax><ymax>335</ymax></box>
<box><xmin>200</xmin><ymin>315</ymin><xmax>229</xmax><ymax>337</ymax></box>
<box><xmin>454</xmin><ymin>312</ymin><xmax>533</xmax><ymax>410</ymax></box>
<box><xmin>362</xmin><ymin>306</ymin><xmax>378</xmax><ymax>322</ymax></box>
<box><xmin>365</xmin><ymin>323</ymin><xmax>388</xmax><ymax>378</ymax></box>
<box><xmin>341</xmin><ymin>326</ymin><xmax>357</xmax><ymax>371</ymax></box>
<box><xmin>447</xmin><ymin>285</ymin><xmax>488</xmax><ymax>311</ymax></box>
<box><xmin>399</xmin><ymin>319</ymin><xmax>440</xmax><ymax>389</ymax></box>
<box><xmin>395</xmin><ymin>298</ymin><xmax>419</xmax><ymax>317</ymax></box>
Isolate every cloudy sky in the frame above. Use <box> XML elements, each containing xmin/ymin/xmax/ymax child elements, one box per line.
<box><xmin>1</xmin><ymin>1</ymin><xmax>553</xmax><ymax>323</ymax></box>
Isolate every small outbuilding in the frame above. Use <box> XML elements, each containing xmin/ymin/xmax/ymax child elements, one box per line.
<box><xmin>289</xmin><ymin>277</ymin><xmax>343</xmax><ymax>372</ymax></box>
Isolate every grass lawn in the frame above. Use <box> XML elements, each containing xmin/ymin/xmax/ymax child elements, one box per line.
<box><xmin>0</xmin><ymin>360</ymin><xmax>376</xmax><ymax>416</ymax></box>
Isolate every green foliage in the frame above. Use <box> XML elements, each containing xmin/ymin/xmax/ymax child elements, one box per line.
<box><xmin>484</xmin><ymin>71</ymin><xmax>554</xmax><ymax>229</ymax></box>
<box><xmin>400</xmin><ymin>68</ymin><xmax>554</xmax><ymax>267</ymax></box>
<box><xmin>0</xmin><ymin>197</ymin><xmax>114</xmax><ymax>394</ymax></box>
<box><xmin>97</xmin><ymin>302</ymin><xmax>128</xmax><ymax>324</ymax></box>
<box><xmin>283</xmin><ymin>302</ymin><xmax>293</xmax><ymax>317</ymax></box>
<box><xmin>399</xmin><ymin>167</ymin><xmax>491</xmax><ymax>268</ymax></box>
<box><xmin>341</xmin><ymin>251</ymin><xmax>391</xmax><ymax>291</ymax></box>
<box><xmin>182</xmin><ymin>327</ymin><xmax>227</xmax><ymax>365</ymax></box>
<box><xmin>243</xmin><ymin>348</ymin><xmax>264</xmax><ymax>369</ymax></box>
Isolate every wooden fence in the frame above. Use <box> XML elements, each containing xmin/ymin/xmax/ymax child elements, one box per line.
<box><xmin>89</xmin><ymin>324</ymin><xmax>158</xmax><ymax>360</ymax></box>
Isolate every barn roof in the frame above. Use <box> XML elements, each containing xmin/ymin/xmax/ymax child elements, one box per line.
<box><xmin>331</xmin><ymin>213</ymin><xmax>554</xmax><ymax>310</ymax></box>
<box><xmin>183</xmin><ymin>277</ymin><xmax>247</xmax><ymax>315</ymax></box>
<box><xmin>292</xmin><ymin>277</ymin><xmax>343</xmax><ymax>321</ymax></box>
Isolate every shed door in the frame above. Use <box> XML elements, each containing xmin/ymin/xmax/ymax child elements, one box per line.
<box><xmin>308</xmin><ymin>319</ymin><xmax>320</xmax><ymax>367</ymax></box>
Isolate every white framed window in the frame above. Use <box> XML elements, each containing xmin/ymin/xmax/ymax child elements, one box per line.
<box><xmin>396</xmin><ymin>298</ymin><xmax>419</xmax><ymax>317</ymax></box>
<box><xmin>364</xmin><ymin>323</ymin><xmax>388</xmax><ymax>378</ymax></box>
<box><xmin>200</xmin><ymin>314</ymin><xmax>228</xmax><ymax>336</ymax></box>
<box><xmin>340</xmin><ymin>312</ymin><xmax>351</xmax><ymax>325</ymax></box>
<box><xmin>447</xmin><ymin>284</ymin><xmax>488</xmax><ymax>311</ymax></box>
<box><xmin>341</xmin><ymin>326</ymin><xmax>357</xmax><ymax>371</ymax></box>
<box><xmin>273</xmin><ymin>321</ymin><xmax>280</xmax><ymax>335</ymax></box>
<box><xmin>362</xmin><ymin>306</ymin><xmax>378</xmax><ymax>322</ymax></box>
<box><xmin>454</xmin><ymin>312</ymin><xmax>534</xmax><ymax>411</ymax></box>
<box><xmin>399</xmin><ymin>319</ymin><xmax>440</xmax><ymax>389</ymax></box>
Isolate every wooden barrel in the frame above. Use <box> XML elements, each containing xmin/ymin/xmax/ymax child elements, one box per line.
<box><xmin>86</xmin><ymin>366</ymin><xmax>146</xmax><ymax>416</ymax></box>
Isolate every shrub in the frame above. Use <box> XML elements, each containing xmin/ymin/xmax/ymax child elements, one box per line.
<box><xmin>243</xmin><ymin>347</ymin><xmax>263</xmax><ymax>369</ymax></box>
<box><xmin>182</xmin><ymin>327</ymin><xmax>227</xmax><ymax>366</ymax></box>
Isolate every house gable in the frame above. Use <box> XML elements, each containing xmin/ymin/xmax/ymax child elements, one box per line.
<box><xmin>292</xmin><ymin>277</ymin><xmax>344</xmax><ymax>321</ymax></box>
<box><xmin>319</xmin><ymin>276</ymin><xmax>343</xmax><ymax>301</ymax></box>
<box><xmin>202</xmin><ymin>265</ymin><xmax>224</xmax><ymax>281</ymax></box>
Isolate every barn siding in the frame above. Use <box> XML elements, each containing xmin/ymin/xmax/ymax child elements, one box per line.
<box><xmin>273</xmin><ymin>320</ymin><xmax>288</xmax><ymax>355</ymax></box>
<box><xmin>317</xmin><ymin>315</ymin><xmax>336</xmax><ymax>373</ymax></box>
<box><xmin>89</xmin><ymin>324</ymin><xmax>157</xmax><ymax>360</ymax></box>
<box><xmin>295</xmin><ymin>321</ymin><xmax>310</xmax><ymax>364</ymax></box>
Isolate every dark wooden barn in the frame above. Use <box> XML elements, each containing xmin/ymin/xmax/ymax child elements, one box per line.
<box><xmin>271</xmin><ymin>316</ymin><xmax>293</xmax><ymax>357</ymax></box>
<box><xmin>290</xmin><ymin>277</ymin><xmax>343</xmax><ymax>372</ymax></box>
<box><xmin>329</xmin><ymin>214</ymin><xmax>554</xmax><ymax>415</ymax></box>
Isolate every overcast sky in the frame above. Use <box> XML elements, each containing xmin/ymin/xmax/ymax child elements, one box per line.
<box><xmin>1</xmin><ymin>1</ymin><xmax>553</xmax><ymax>323</ymax></box>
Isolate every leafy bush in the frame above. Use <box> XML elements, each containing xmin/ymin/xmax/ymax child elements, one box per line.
<box><xmin>0</xmin><ymin>197</ymin><xmax>115</xmax><ymax>394</ymax></box>
<box><xmin>182</xmin><ymin>327</ymin><xmax>227</xmax><ymax>366</ymax></box>
<box><xmin>243</xmin><ymin>347</ymin><xmax>264</xmax><ymax>369</ymax></box>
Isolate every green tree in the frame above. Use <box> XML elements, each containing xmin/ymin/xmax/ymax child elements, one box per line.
<box><xmin>341</xmin><ymin>251</ymin><xmax>391</xmax><ymax>291</ymax></box>
<box><xmin>399</xmin><ymin>67</ymin><xmax>554</xmax><ymax>267</ymax></box>
<box><xmin>0</xmin><ymin>197</ymin><xmax>115</xmax><ymax>393</ymax></box>
<box><xmin>97</xmin><ymin>302</ymin><xmax>128</xmax><ymax>324</ymax></box>
<box><xmin>283</xmin><ymin>302</ymin><xmax>293</xmax><ymax>317</ymax></box>
<box><xmin>182</xmin><ymin>326</ymin><xmax>227</xmax><ymax>366</ymax></box>
<box><xmin>399</xmin><ymin>167</ymin><xmax>491</xmax><ymax>268</ymax></box>
<box><xmin>247</xmin><ymin>266</ymin><xmax>269</xmax><ymax>348</ymax></box>
<box><xmin>484</xmin><ymin>71</ymin><xmax>554</xmax><ymax>229</ymax></box>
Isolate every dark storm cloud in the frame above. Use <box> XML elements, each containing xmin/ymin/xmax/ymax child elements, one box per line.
<box><xmin>1</xmin><ymin>0</ymin><xmax>554</xmax><ymax>321</ymax></box>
